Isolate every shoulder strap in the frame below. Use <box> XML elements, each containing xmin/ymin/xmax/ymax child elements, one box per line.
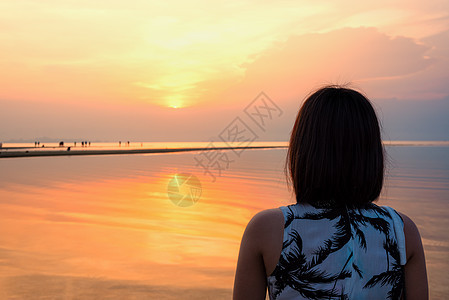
<box><xmin>383</xmin><ymin>206</ymin><xmax>407</xmax><ymax>265</ymax></box>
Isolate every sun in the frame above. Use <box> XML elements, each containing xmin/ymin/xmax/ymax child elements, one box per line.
<box><xmin>167</xmin><ymin>95</ymin><xmax>185</xmax><ymax>109</ymax></box>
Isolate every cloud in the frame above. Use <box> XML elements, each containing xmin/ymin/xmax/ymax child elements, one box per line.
<box><xmin>227</xmin><ymin>27</ymin><xmax>442</xmax><ymax>103</ymax></box>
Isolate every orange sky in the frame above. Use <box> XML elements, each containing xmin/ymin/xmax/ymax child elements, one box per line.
<box><xmin>0</xmin><ymin>0</ymin><xmax>448</xmax><ymax>141</ymax></box>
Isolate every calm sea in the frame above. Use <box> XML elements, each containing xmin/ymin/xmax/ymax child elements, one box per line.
<box><xmin>0</xmin><ymin>143</ymin><xmax>447</xmax><ymax>299</ymax></box>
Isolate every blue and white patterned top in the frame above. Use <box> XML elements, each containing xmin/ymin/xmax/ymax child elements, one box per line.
<box><xmin>267</xmin><ymin>202</ymin><xmax>406</xmax><ymax>300</ymax></box>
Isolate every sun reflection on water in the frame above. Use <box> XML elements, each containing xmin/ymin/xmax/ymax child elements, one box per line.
<box><xmin>0</xmin><ymin>146</ymin><xmax>448</xmax><ymax>298</ymax></box>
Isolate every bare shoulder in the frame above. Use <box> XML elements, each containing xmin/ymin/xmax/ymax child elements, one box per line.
<box><xmin>233</xmin><ymin>208</ymin><xmax>284</xmax><ymax>299</ymax></box>
<box><xmin>396</xmin><ymin>211</ymin><xmax>421</xmax><ymax>239</ymax></box>
<box><xmin>242</xmin><ymin>208</ymin><xmax>285</xmax><ymax>276</ymax></box>
<box><xmin>242</xmin><ymin>208</ymin><xmax>284</xmax><ymax>252</ymax></box>
<box><xmin>395</xmin><ymin>211</ymin><xmax>429</xmax><ymax>299</ymax></box>
<box><xmin>396</xmin><ymin>211</ymin><xmax>423</xmax><ymax>261</ymax></box>
<box><xmin>396</xmin><ymin>211</ymin><xmax>417</xmax><ymax>229</ymax></box>
<box><xmin>245</xmin><ymin>208</ymin><xmax>284</xmax><ymax>236</ymax></box>
<box><xmin>249</xmin><ymin>208</ymin><xmax>284</xmax><ymax>224</ymax></box>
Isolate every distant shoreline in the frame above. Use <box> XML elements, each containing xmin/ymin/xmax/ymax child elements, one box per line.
<box><xmin>0</xmin><ymin>145</ymin><xmax>288</xmax><ymax>159</ymax></box>
<box><xmin>1</xmin><ymin>140</ymin><xmax>449</xmax><ymax>159</ymax></box>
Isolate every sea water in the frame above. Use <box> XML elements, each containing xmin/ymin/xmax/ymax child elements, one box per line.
<box><xmin>0</xmin><ymin>143</ymin><xmax>447</xmax><ymax>299</ymax></box>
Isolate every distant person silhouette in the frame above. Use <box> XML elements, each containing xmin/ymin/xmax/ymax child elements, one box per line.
<box><xmin>81</xmin><ymin>141</ymin><xmax>84</xmax><ymax>147</ymax></box>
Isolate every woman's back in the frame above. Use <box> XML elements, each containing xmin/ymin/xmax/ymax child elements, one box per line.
<box><xmin>267</xmin><ymin>203</ymin><xmax>406</xmax><ymax>300</ymax></box>
<box><xmin>233</xmin><ymin>86</ymin><xmax>428</xmax><ymax>300</ymax></box>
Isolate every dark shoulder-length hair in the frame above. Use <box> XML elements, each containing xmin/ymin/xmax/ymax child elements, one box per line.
<box><xmin>286</xmin><ymin>85</ymin><xmax>384</xmax><ymax>206</ymax></box>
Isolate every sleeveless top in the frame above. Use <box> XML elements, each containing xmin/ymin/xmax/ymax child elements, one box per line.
<box><xmin>267</xmin><ymin>202</ymin><xmax>406</xmax><ymax>300</ymax></box>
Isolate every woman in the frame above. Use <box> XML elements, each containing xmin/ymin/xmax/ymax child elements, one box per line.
<box><xmin>233</xmin><ymin>86</ymin><xmax>428</xmax><ymax>300</ymax></box>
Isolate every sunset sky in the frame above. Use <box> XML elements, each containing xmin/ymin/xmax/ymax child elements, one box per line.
<box><xmin>1</xmin><ymin>0</ymin><xmax>448</xmax><ymax>142</ymax></box>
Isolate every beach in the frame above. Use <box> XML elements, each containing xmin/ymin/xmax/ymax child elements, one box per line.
<box><xmin>0</xmin><ymin>141</ymin><xmax>288</xmax><ymax>158</ymax></box>
<box><xmin>0</xmin><ymin>142</ymin><xmax>448</xmax><ymax>299</ymax></box>
<box><xmin>1</xmin><ymin>141</ymin><xmax>447</xmax><ymax>158</ymax></box>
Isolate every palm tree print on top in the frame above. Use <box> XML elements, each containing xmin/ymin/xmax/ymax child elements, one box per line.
<box><xmin>267</xmin><ymin>203</ymin><xmax>406</xmax><ymax>300</ymax></box>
